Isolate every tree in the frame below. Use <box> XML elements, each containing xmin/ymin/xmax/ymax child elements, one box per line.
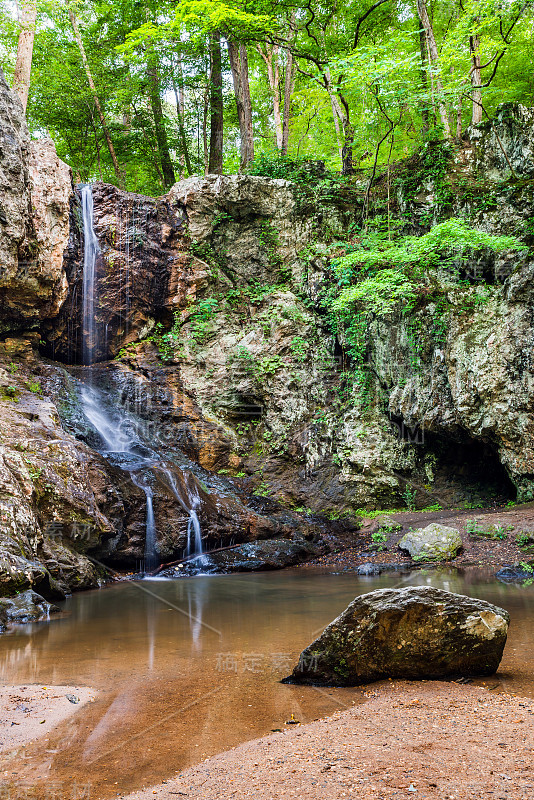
<box><xmin>208</xmin><ymin>31</ymin><xmax>223</xmax><ymax>173</ymax></box>
<box><xmin>13</xmin><ymin>0</ymin><xmax>37</xmax><ymax>111</ymax></box>
<box><xmin>68</xmin><ymin>6</ymin><xmax>124</xmax><ymax>187</ymax></box>
<box><xmin>416</xmin><ymin>0</ymin><xmax>451</xmax><ymax>137</ymax></box>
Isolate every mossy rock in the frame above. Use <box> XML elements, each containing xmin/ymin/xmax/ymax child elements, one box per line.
<box><xmin>399</xmin><ymin>523</ymin><xmax>463</xmax><ymax>561</ymax></box>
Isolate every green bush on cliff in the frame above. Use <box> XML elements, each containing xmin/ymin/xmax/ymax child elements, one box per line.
<box><xmin>332</xmin><ymin>218</ymin><xmax>527</xmax><ymax>282</ymax></box>
<box><xmin>321</xmin><ymin>219</ymin><xmax>527</xmax><ymax>408</ymax></box>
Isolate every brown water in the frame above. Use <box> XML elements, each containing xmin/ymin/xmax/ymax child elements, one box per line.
<box><xmin>0</xmin><ymin>568</ymin><xmax>533</xmax><ymax>799</ymax></box>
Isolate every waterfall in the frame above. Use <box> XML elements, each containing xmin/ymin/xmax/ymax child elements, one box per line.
<box><xmin>77</xmin><ymin>184</ymin><xmax>205</xmax><ymax>576</ymax></box>
<box><xmin>144</xmin><ymin>490</ymin><xmax>157</xmax><ymax>572</ymax></box>
<box><xmin>81</xmin><ymin>185</ymin><xmax>99</xmax><ymax>366</ymax></box>
<box><xmin>160</xmin><ymin>468</ymin><xmax>206</xmax><ymax>567</ymax></box>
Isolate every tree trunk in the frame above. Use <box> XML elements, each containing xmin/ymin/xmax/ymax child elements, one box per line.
<box><xmin>257</xmin><ymin>43</ymin><xmax>282</xmax><ymax>149</ymax></box>
<box><xmin>13</xmin><ymin>0</ymin><xmax>37</xmax><ymax>112</ymax></box>
<box><xmin>228</xmin><ymin>39</ymin><xmax>254</xmax><ymax>169</ymax></box>
<box><xmin>171</xmin><ymin>55</ymin><xmax>193</xmax><ymax>176</ymax></box>
<box><xmin>418</xmin><ymin>22</ymin><xmax>430</xmax><ymax>136</ymax></box>
<box><xmin>281</xmin><ymin>48</ymin><xmax>295</xmax><ymax>156</ymax></box>
<box><xmin>327</xmin><ymin>79</ymin><xmax>353</xmax><ymax>174</ymax></box>
<box><xmin>202</xmin><ymin>78</ymin><xmax>209</xmax><ymax>174</ymax></box>
<box><xmin>469</xmin><ymin>33</ymin><xmax>483</xmax><ymax>125</ymax></box>
<box><xmin>147</xmin><ymin>63</ymin><xmax>176</xmax><ymax>188</ymax></box>
<box><xmin>341</xmin><ymin>118</ymin><xmax>355</xmax><ymax>175</ymax></box>
<box><xmin>324</xmin><ymin>67</ymin><xmax>344</xmax><ymax>164</ymax></box>
<box><xmin>416</xmin><ymin>0</ymin><xmax>451</xmax><ymax>138</ymax></box>
<box><xmin>68</xmin><ymin>8</ymin><xmax>124</xmax><ymax>187</ymax></box>
<box><xmin>208</xmin><ymin>31</ymin><xmax>224</xmax><ymax>174</ymax></box>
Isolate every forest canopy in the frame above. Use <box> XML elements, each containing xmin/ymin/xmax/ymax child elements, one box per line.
<box><xmin>1</xmin><ymin>0</ymin><xmax>533</xmax><ymax>194</ymax></box>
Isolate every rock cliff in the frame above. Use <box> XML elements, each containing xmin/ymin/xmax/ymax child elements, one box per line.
<box><xmin>1</xmin><ymin>58</ymin><xmax>534</xmax><ymax>599</ymax></box>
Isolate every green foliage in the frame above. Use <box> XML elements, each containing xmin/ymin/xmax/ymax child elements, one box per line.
<box><xmin>255</xmin><ymin>355</ymin><xmax>285</xmax><ymax>378</ymax></box>
<box><xmin>189</xmin><ymin>298</ymin><xmax>219</xmax><ymax>343</ymax></box>
<box><xmin>290</xmin><ymin>336</ymin><xmax>309</xmax><ymax>362</ymax></box>
<box><xmin>402</xmin><ymin>485</ymin><xmax>417</xmax><ymax>511</ymax></box>
<box><xmin>331</xmin><ymin>219</ymin><xmax>526</xmax><ymax>281</ymax></box>
<box><xmin>318</xmin><ymin>216</ymin><xmax>526</xmax><ymax>407</ymax></box>
<box><xmin>516</xmin><ymin>532</ymin><xmax>534</xmax><ymax>548</ymax></box>
<box><xmin>465</xmin><ymin>519</ymin><xmax>511</xmax><ymax>539</ymax></box>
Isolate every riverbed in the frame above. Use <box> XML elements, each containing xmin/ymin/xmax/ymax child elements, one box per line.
<box><xmin>0</xmin><ymin>568</ymin><xmax>532</xmax><ymax>799</ymax></box>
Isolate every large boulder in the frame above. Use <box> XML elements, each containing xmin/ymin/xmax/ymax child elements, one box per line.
<box><xmin>284</xmin><ymin>586</ymin><xmax>509</xmax><ymax>686</ymax></box>
<box><xmin>0</xmin><ymin>589</ymin><xmax>59</xmax><ymax>628</ymax></box>
<box><xmin>399</xmin><ymin>523</ymin><xmax>463</xmax><ymax>561</ymax></box>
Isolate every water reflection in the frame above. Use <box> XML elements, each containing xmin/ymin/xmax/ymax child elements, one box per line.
<box><xmin>0</xmin><ymin>568</ymin><xmax>532</xmax><ymax>799</ymax></box>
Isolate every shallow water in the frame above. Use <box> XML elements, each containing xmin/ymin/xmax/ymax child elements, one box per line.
<box><xmin>0</xmin><ymin>568</ymin><xmax>532</xmax><ymax>799</ymax></box>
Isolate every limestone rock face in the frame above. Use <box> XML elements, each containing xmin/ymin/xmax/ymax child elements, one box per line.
<box><xmin>0</xmin><ymin>66</ymin><xmax>36</xmax><ymax>333</ymax></box>
<box><xmin>285</xmin><ymin>586</ymin><xmax>510</xmax><ymax>686</ymax></box>
<box><xmin>0</xmin><ymin>68</ymin><xmax>72</xmax><ymax>336</ymax></box>
<box><xmin>28</xmin><ymin>138</ymin><xmax>72</xmax><ymax>319</ymax></box>
<box><xmin>468</xmin><ymin>103</ymin><xmax>534</xmax><ymax>182</ymax></box>
<box><xmin>0</xmin><ymin>337</ymin><xmax>136</xmax><ymax>596</ymax></box>
<box><xmin>399</xmin><ymin>523</ymin><xmax>463</xmax><ymax>561</ymax></box>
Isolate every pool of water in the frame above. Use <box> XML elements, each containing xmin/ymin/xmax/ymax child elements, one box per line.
<box><xmin>0</xmin><ymin>568</ymin><xmax>532</xmax><ymax>799</ymax></box>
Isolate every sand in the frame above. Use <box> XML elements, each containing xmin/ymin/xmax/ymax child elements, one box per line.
<box><xmin>0</xmin><ymin>684</ymin><xmax>96</xmax><ymax>753</ymax></box>
<box><xmin>122</xmin><ymin>681</ymin><xmax>534</xmax><ymax>800</ymax></box>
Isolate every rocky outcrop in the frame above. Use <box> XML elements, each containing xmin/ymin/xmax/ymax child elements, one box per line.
<box><xmin>0</xmin><ymin>67</ymin><xmax>72</xmax><ymax>336</ymax></box>
<box><xmin>468</xmin><ymin>103</ymin><xmax>534</xmax><ymax>182</ymax></box>
<box><xmin>0</xmin><ymin>589</ymin><xmax>59</xmax><ymax>630</ymax></box>
<box><xmin>2</xmin><ymin>54</ymin><xmax>534</xmax><ymax>598</ymax></box>
<box><xmin>399</xmin><ymin>523</ymin><xmax>463</xmax><ymax>561</ymax></box>
<box><xmin>284</xmin><ymin>586</ymin><xmax>510</xmax><ymax>686</ymax></box>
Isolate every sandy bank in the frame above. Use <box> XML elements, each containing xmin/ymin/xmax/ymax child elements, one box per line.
<box><xmin>123</xmin><ymin>681</ymin><xmax>534</xmax><ymax>800</ymax></box>
<box><xmin>0</xmin><ymin>684</ymin><xmax>96</xmax><ymax>753</ymax></box>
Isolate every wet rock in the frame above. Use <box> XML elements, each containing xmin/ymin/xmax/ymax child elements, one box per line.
<box><xmin>496</xmin><ymin>564</ymin><xmax>534</xmax><ymax>583</ymax></box>
<box><xmin>356</xmin><ymin>562</ymin><xmax>405</xmax><ymax>576</ymax></box>
<box><xmin>399</xmin><ymin>523</ymin><xmax>463</xmax><ymax>561</ymax></box>
<box><xmin>203</xmin><ymin>537</ymin><xmax>323</xmax><ymax>573</ymax></box>
<box><xmin>284</xmin><ymin>586</ymin><xmax>510</xmax><ymax>686</ymax></box>
<box><xmin>0</xmin><ymin>589</ymin><xmax>59</xmax><ymax>626</ymax></box>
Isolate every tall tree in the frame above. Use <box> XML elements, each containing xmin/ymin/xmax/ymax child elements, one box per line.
<box><xmin>208</xmin><ymin>31</ymin><xmax>224</xmax><ymax>173</ymax></box>
<box><xmin>416</xmin><ymin>0</ymin><xmax>452</xmax><ymax>137</ymax></box>
<box><xmin>228</xmin><ymin>39</ymin><xmax>254</xmax><ymax>169</ymax></box>
<box><xmin>147</xmin><ymin>59</ymin><xmax>176</xmax><ymax>187</ymax></box>
<box><xmin>13</xmin><ymin>0</ymin><xmax>37</xmax><ymax>111</ymax></box>
<box><xmin>68</xmin><ymin>6</ymin><xmax>124</xmax><ymax>187</ymax></box>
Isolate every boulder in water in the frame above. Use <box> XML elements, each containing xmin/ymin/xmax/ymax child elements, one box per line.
<box><xmin>0</xmin><ymin>589</ymin><xmax>60</xmax><ymax>628</ymax></box>
<box><xmin>399</xmin><ymin>523</ymin><xmax>463</xmax><ymax>561</ymax></box>
<box><xmin>283</xmin><ymin>586</ymin><xmax>509</xmax><ymax>686</ymax></box>
<box><xmin>203</xmin><ymin>537</ymin><xmax>323</xmax><ymax>573</ymax></box>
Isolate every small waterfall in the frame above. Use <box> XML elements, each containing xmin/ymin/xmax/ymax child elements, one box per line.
<box><xmin>79</xmin><ymin>383</ymin><xmax>132</xmax><ymax>453</ymax></box>
<box><xmin>144</xmin><ymin>490</ymin><xmax>157</xmax><ymax>572</ymax></box>
<box><xmin>81</xmin><ymin>185</ymin><xmax>99</xmax><ymax>366</ymax></box>
<box><xmin>136</xmin><ymin>480</ymin><xmax>157</xmax><ymax>573</ymax></box>
<box><xmin>161</xmin><ymin>468</ymin><xmax>206</xmax><ymax>567</ymax></box>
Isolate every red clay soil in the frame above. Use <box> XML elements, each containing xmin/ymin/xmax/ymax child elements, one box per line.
<box><xmin>309</xmin><ymin>503</ymin><xmax>534</xmax><ymax>572</ymax></box>
<box><xmin>124</xmin><ymin>681</ymin><xmax>534</xmax><ymax>800</ymax></box>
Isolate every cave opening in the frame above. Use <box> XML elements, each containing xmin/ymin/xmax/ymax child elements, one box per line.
<box><xmin>416</xmin><ymin>428</ymin><xmax>517</xmax><ymax>508</ymax></box>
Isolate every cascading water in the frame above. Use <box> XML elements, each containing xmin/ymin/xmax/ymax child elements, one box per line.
<box><xmin>81</xmin><ymin>185</ymin><xmax>99</xmax><ymax>366</ymax></box>
<box><xmin>77</xmin><ymin>184</ymin><xmax>206</xmax><ymax>575</ymax></box>
<box><xmin>160</xmin><ymin>468</ymin><xmax>207</xmax><ymax>568</ymax></box>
